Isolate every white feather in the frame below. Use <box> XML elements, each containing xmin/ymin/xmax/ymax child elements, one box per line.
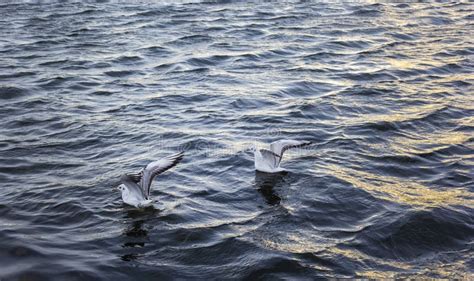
<box><xmin>254</xmin><ymin>140</ymin><xmax>311</xmax><ymax>173</ymax></box>
<box><xmin>119</xmin><ymin>152</ymin><xmax>184</xmax><ymax>208</ymax></box>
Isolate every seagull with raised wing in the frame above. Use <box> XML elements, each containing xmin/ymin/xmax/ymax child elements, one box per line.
<box><xmin>118</xmin><ymin>152</ymin><xmax>184</xmax><ymax>208</ymax></box>
<box><xmin>253</xmin><ymin>140</ymin><xmax>311</xmax><ymax>173</ymax></box>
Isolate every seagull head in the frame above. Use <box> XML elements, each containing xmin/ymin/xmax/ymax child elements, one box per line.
<box><xmin>117</xmin><ymin>184</ymin><xmax>126</xmax><ymax>193</ymax></box>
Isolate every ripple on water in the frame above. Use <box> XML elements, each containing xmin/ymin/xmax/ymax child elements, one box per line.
<box><xmin>0</xmin><ymin>86</ymin><xmax>29</xmax><ymax>100</ymax></box>
<box><xmin>354</xmin><ymin>207</ymin><xmax>474</xmax><ymax>260</ymax></box>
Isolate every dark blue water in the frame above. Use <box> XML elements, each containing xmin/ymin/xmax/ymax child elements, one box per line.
<box><xmin>1</xmin><ymin>1</ymin><xmax>473</xmax><ymax>280</ymax></box>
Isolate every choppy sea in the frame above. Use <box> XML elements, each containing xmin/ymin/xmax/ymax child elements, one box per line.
<box><xmin>0</xmin><ymin>1</ymin><xmax>473</xmax><ymax>280</ymax></box>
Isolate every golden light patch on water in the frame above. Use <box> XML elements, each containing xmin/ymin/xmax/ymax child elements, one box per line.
<box><xmin>358</xmin><ymin>270</ymin><xmax>398</xmax><ymax>279</ymax></box>
<box><xmin>385</xmin><ymin>58</ymin><xmax>445</xmax><ymax>70</ymax></box>
<box><xmin>458</xmin><ymin>116</ymin><xmax>474</xmax><ymax>129</ymax></box>
<box><xmin>331</xmin><ymin>247</ymin><xmax>412</xmax><ymax>270</ymax></box>
<box><xmin>326</xmin><ymin>165</ymin><xmax>473</xmax><ymax>209</ymax></box>
<box><xmin>358</xmin><ymin>256</ymin><xmax>473</xmax><ymax>279</ymax></box>
<box><xmin>255</xmin><ymin>231</ymin><xmax>416</xmax><ymax>275</ymax></box>
<box><xmin>390</xmin><ymin>131</ymin><xmax>471</xmax><ymax>156</ymax></box>
<box><xmin>386</xmin><ymin>56</ymin><xmax>464</xmax><ymax>71</ymax></box>
<box><xmin>260</xmin><ymin>232</ymin><xmax>333</xmax><ymax>254</ymax></box>
<box><xmin>417</xmin><ymin>259</ymin><xmax>473</xmax><ymax>280</ymax></box>
<box><xmin>386</xmin><ymin>58</ymin><xmax>418</xmax><ymax>69</ymax></box>
<box><xmin>259</xmin><ymin>234</ymin><xmax>412</xmax><ymax>271</ymax></box>
<box><xmin>434</xmin><ymin>73</ymin><xmax>474</xmax><ymax>83</ymax></box>
<box><xmin>345</xmin><ymin>103</ymin><xmax>445</xmax><ymax>126</ymax></box>
<box><xmin>259</xmin><ymin>235</ymin><xmax>417</xmax><ymax>276</ymax></box>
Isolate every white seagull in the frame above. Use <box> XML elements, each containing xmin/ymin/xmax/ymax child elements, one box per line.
<box><xmin>253</xmin><ymin>140</ymin><xmax>311</xmax><ymax>173</ymax></box>
<box><xmin>118</xmin><ymin>152</ymin><xmax>184</xmax><ymax>208</ymax></box>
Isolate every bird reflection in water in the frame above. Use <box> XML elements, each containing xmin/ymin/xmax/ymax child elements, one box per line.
<box><xmin>120</xmin><ymin>208</ymin><xmax>158</xmax><ymax>261</ymax></box>
<box><xmin>254</xmin><ymin>171</ymin><xmax>287</xmax><ymax>206</ymax></box>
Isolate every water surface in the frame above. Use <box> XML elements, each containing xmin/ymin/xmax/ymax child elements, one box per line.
<box><xmin>0</xmin><ymin>1</ymin><xmax>473</xmax><ymax>279</ymax></box>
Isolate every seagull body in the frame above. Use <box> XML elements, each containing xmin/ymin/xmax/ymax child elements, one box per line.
<box><xmin>119</xmin><ymin>152</ymin><xmax>184</xmax><ymax>208</ymax></box>
<box><xmin>254</xmin><ymin>140</ymin><xmax>311</xmax><ymax>173</ymax></box>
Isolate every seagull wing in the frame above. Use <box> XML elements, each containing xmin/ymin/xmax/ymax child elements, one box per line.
<box><xmin>127</xmin><ymin>172</ymin><xmax>142</xmax><ymax>183</ymax></box>
<box><xmin>139</xmin><ymin>152</ymin><xmax>184</xmax><ymax>199</ymax></box>
<box><xmin>120</xmin><ymin>173</ymin><xmax>147</xmax><ymax>199</ymax></box>
<box><xmin>259</xmin><ymin>149</ymin><xmax>281</xmax><ymax>170</ymax></box>
<box><xmin>269</xmin><ymin>140</ymin><xmax>311</xmax><ymax>164</ymax></box>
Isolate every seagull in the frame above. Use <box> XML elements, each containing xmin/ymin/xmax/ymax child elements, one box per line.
<box><xmin>253</xmin><ymin>140</ymin><xmax>311</xmax><ymax>173</ymax></box>
<box><xmin>118</xmin><ymin>152</ymin><xmax>184</xmax><ymax>208</ymax></box>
